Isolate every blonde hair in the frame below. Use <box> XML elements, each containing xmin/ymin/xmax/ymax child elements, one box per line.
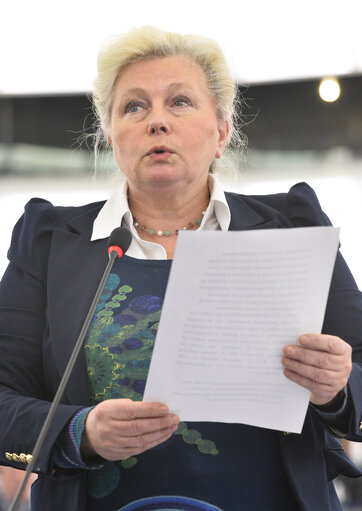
<box><xmin>92</xmin><ymin>26</ymin><xmax>245</xmax><ymax>174</ymax></box>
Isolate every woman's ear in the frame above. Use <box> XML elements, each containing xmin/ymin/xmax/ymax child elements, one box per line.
<box><xmin>107</xmin><ymin>136</ymin><xmax>113</xmax><ymax>146</ymax></box>
<box><xmin>215</xmin><ymin>120</ymin><xmax>230</xmax><ymax>159</ymax></box>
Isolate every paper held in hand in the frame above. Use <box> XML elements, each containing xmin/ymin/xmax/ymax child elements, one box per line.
<box><xmin>143</xmin><ymin>227</ymin><xmax>340</xmax><ymax>434</ymax></box>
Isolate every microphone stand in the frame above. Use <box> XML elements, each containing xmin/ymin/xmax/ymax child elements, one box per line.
<box><xmin>8</xmin><ymin>249</ymin><xmax>120</xmax><ymax>511</ymax></box>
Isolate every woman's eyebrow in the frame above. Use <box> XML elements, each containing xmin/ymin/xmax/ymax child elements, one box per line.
<box><xmin>120</xmin><ymin>83</ymin><xmax>192</xmax><ymax>98</ymax></box>
<box><xmin>119</xmin><ymin>87</ymin><xmax>147</xmax><ymax>99</ymax></box>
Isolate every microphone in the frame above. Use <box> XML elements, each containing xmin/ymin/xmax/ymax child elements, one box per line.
<box><xmin>8</xmin><ymin>227</ymin><xmax>132</xmax><ymax>511</ymax></box>
<box><xmin>108</xmin><ymin>226</ymin><xmax>132</xmax><ymax>259</ymax></box>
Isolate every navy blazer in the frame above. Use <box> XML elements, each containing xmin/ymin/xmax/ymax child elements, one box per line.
<box><xmin>0</xmin><ymin>182</ymin><xmax>361</xmax><ymax>511</ymax></box>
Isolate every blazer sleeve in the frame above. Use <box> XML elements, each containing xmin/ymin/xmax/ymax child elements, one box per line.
<box><xmin>287</xmin><ymin>183</ymin><xmax>362</xmax><ymax>440</ymax></box>
<box><xmin>0</xmin><ymin>199</ymin><xmax>84</xmax><ymax>475</ymax></box>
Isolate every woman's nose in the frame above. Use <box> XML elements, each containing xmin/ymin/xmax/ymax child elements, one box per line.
<box><xmin>148</xmin><ymin>123</ymin><xmax>169</xmax><ymax>135</ymax></box>
<box><xmin>147</xmin><ymin>108</ymin><xmax>171</xmax><ymax>135</ymax></box>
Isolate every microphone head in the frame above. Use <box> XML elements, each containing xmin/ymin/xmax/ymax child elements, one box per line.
<box><xmin>107</xmin><ymin>227</ymin><xmax>132</xmax><ymax>258</ymax></box>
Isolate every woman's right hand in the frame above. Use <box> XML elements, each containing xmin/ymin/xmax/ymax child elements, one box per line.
<box><xmin>81</xmin><ymin>399</ymin><xmax>180</xmax><ymax>461</ymax></box>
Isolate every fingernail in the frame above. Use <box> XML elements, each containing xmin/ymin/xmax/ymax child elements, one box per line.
<box><xmin>171</xmin><ymin>415</ymin><xmax>180</xmax><ymax>425</ymax></box>
<box><xmin>167</xmin><ymin>415</ymin><xmax>178</xmax><ymax>426</ymax></box>
<box><xmin>300</xmin><ymin>335</ymin><xmax>311</xmax><ymax>344</ymax></box>
<box><xmin>284</xmin><ymin>346</ymin><xmax>295</xmax><ymax>356</ymax></box>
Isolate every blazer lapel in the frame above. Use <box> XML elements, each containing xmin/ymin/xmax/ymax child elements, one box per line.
<box><xmin>225</xmin><ymin>192</ymin><xmax>280</xmax><ymax>231</ymax></box>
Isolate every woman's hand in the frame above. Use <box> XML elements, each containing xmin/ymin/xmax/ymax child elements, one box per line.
<box><xmin>282</xmin><ymin>334</ymin><xmax>352</xmax><ymax>406</ymax></box>
<box><xmin>81</xmin><ymin>399</ymin><xmax>179</xmax><ymax>461</ymax></box>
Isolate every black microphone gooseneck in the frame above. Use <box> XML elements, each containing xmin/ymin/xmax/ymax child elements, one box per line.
<box><xmin>8</xmin><ymin>227</ymin><xmax>132</xmax><ymax>511</ymax></box>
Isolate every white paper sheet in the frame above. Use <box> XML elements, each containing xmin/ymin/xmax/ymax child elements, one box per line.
<box><xmin>143</xmin><ymin>227</ymin><xmax>340</xmax><ymax>433</ymax></box>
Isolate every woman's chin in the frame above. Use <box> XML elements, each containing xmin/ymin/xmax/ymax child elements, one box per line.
<box><xmin>139</xmin><ymin>166</ymin><xmax>186</xmax><ymax>187</ymax></box>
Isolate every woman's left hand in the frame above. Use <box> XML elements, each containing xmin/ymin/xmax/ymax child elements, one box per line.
<box><xmin>282</xmin><ymin>334</ymin><xmax>352</xmax><ymax>406</ymax></box>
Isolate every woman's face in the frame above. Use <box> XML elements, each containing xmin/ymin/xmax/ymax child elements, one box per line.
<box><xmin>107</xmin><ymin>55</ymin><xmax>229</xmax><ymax>192</ymax></box>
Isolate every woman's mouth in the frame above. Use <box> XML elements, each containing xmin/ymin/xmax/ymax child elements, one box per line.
<box><xmin>146</xmin><ymin>147</ymin><xmax>173</xmax><ymax>160</ymax></box>
<box><xmin>148</xmin><ymin>151</ymin><xmax>171</xmax><ymax>160</ymax></box>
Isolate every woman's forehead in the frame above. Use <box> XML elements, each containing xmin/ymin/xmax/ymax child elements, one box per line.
<box><xmin>114</xmin><ymin>55</ymin><xmax>209</xmax><ymax>95</ymax></box>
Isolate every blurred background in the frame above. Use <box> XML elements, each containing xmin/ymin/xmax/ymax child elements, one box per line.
<box><xmin>0</xmin><ymin>0</ymin><xmax>361</xmax><ymax>509</ymax></box>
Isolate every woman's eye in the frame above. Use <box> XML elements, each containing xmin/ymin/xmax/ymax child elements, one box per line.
<box><xmin>173</xmin><ymin>96</ymin><xmax>192</xmax><ymax>107</ymax></box>
<box><xmin>125</xmin><ymin>102</ymin><xmax>143</xmax><ymax>113</ymax></box>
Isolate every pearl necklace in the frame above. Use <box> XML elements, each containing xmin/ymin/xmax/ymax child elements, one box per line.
<box><xmin>133</xmin><ymin>211</ymin><xmax>206</xmax><ymax>237</ymax></box>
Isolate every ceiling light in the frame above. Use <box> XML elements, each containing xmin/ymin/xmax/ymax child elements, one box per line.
<box><xmin>319</xmin><ymin>77</ymin><xmax>341</xmax><ymax>102</ymax></box>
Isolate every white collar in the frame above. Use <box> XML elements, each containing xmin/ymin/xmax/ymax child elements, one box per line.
<box><xmin>91</xmin><ymin>174</ymin><xmax>231</xmax><ymax>242</ymax></box>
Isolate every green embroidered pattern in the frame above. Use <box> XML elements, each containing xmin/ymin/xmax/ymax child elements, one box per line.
<box><xmin>120</xmin><ymin>457</ymin><xmax>138</xmax><ymax>469</ymax></box>
<box><xmin>85</xmin><ymin>344</ymin><xmax>120</xmax><ymax>403</ymax></box>
<box><xmin>85</xmin><ymin>273</ymin><xmax>161</xmax><ymax>405</ymax></box>
<box><xmin>175</xmin><ymin>422</ymin><xmax>219</xmax><ymax>455</ymax></box>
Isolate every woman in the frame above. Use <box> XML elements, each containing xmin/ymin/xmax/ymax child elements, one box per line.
<box><xmin>0</xmin><ymin>26</ymin><xmax>361</xmax><ymax>511</ymax></box>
